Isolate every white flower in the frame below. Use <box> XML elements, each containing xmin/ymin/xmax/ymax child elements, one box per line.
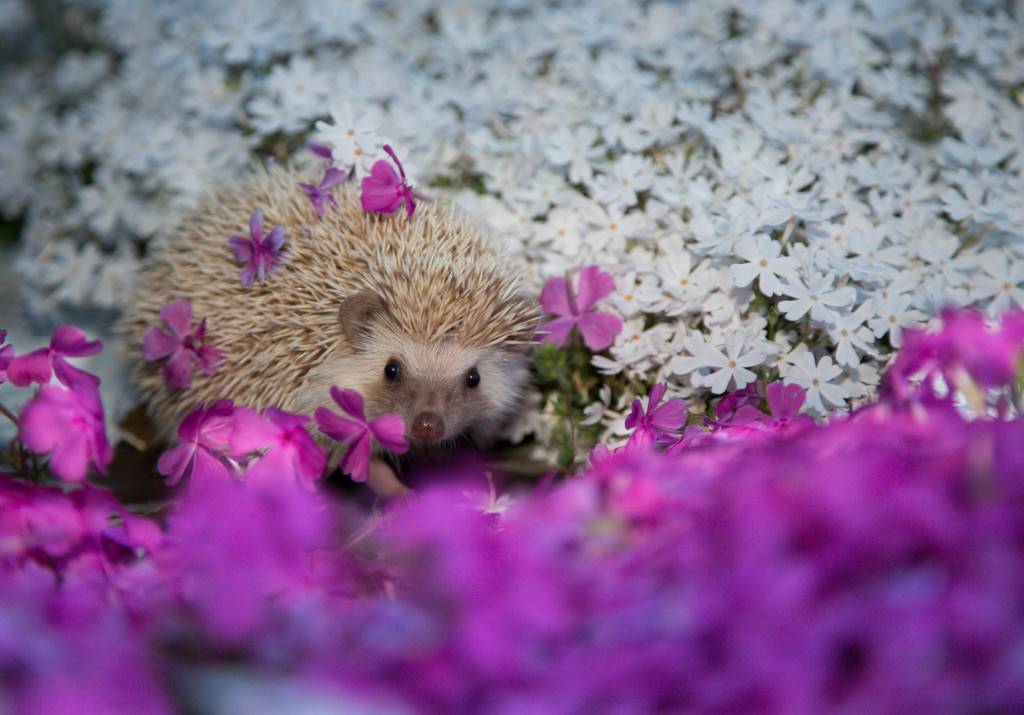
<box><xmin>544</xmin><ymin>125</ymin><xmax>603</xmax><ymax>185</ymax></box>
<box><xmin>826</xmin><ymin>312</ymin><xmax>875</xmax><ymax>368</ymax></box>
<box><xmin>972</xmin><ymin>251</ymin><xmax>1024</xmax><ymax>317</ymax></box>
<box><xmin>313</xmin><ymin>102</ymin><xmax>384</xmax><ymax>169</ymax></box>
<box><xmin>591</xmin><ymin>153</ymin><xmax>656</xmax><ymax>209</ymax></box>
<box><xmin>778</xmin><ymin>272</ymin><xmax>857</xmax><ymax>324</ymax></box>
<box><xmin>728</xmin><ymin>233</ymin><xmax>799</xmax><ymax>297</ymax></box>
<box><xmin>694</xmin><ymin>332</ymin><xmax>765</xmax><ymax>394</ymax></box>
<box><xmin>864</xmin><ymin>290</ymin><xmax>927</xmax><ymax>348</ymax></box>
<box><xmin>783</xmin><ymin>352</ymin><xmax>850</xmax><ymax>413</ymax></box>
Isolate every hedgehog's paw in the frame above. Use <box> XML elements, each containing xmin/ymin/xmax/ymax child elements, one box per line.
<box><xmin>366</xmin><ymin>456</ymin><xmax>409</xmax><ymax>498</ymax></box>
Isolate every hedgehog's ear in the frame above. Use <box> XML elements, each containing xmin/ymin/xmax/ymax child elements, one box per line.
<box><xmin>339</xmin><ymin>292</ymin><xmax>388</xmax><ymax>348</ymax></box>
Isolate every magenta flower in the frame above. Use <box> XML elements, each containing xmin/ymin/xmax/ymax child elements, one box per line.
<box><xmin>314</xmin><ymin>387</ymin><xmax>407</xmax><ymax>483</ymax></box>
<box><xmin>730</xmin><ymin>381</ymin><xmax>814</xmax><ymax>432</ymax></box>
<box><xmin>142</xmin><ymin>298</ymin><xmax>225</xmax><ymax>390</ymax></box>
<box><xmin>228</xmin><ymin>209</ymin><xmax>289</xmax><ymax>287</ymax></box>
<box><xmin>157</xmin><ymin>399</ymin><xmax>238</xmax><ymax>489</ymax></box>
<box><xmin>6</xmin><ymin>326</ymin><xmax>102</xmax><ymax>389</ymax></box>
<box><xmin>18</xmin><ymin>381</ymin><xmax>113</xmax><ymax>482</ymax></box>
<box><xmin>230</xmin><ymin>406</ymin><xmax>327</xmax><ymax>490</ymax></box>
<box><xmin>538</xmin><ymin>265</ymin><xmax>624</xmax><ymax>350</ymax></box>
<box><xmin>361</xmin><ymin>144</ymin><xmax>431</xmax><ymax>221</ymax></box>
<box><xmin>624</xmin><ymin>383</ymin><xmax>688</xmax><ymax>450</ymax></box>
<box><xmin>0</xmin><ymin>331</ymin><xmax>12</xmax><ymax>385</ymax></box>
<box><xmin>297</xmin><ymin>167</ymin><xmax>347</xmax><ymax>216</ymax></box>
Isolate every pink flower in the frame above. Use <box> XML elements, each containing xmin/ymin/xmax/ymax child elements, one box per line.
<box><xmin>157</xmin><ymin>399</ymin><xmax>238</xmax><ymax>489</ymax></box>
<box><xmin>18</xmin><ymin>381</ymin><xmax>113</xmax><ymax>482</ymax></box>
<box><xmin>0</xmin><ymin>331</ymin><xmax>12</xmax><ymax>385</ymax></box>
<box><xmin>538</xmin><ymin>265</ymin><xmax>623</xmax><ymax>350</ymax></box>
<box><xmin>6</xmin><ymin>326</ymin><xmax>102</xmax><ymax>389</ymax></box>
<box><xmin>361</xmin><ymin>145</ymin><xmax>431</xmax><ymax>221</ymax></box>
<box><xmin>142</xmin><ymin>298</ymin><xmax>225</xmax><ymax>390</ymax></box>
<box><xmin>229</xmin><ymin>406</ymin><xmax>327</xmax><ymax>490</ymax></box>
<box><xmin>297</xmin><ymin>167</ymin><xmax>347</xmax><ymax>216</ymax></box>
<box><xmin>624</xmin><ymin>383</ymin><xmax>688</xmax><ymax>450</ymax></box>
<box><xmin>228</xmin><ymin>209</ymin><xmax>289</xmax><ymax>287</ymax></box>
<box><xmin>730</xmin><ymin>381</ymin><xmax>814</xmax><ymax>433</ymax></box>
<box><xmin>314</xmin><ymin>387</ymin><xmax>407</xmax><ymax>483</ymax></box>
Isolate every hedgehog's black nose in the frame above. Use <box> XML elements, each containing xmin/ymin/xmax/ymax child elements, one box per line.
<box><xmin>411</xmin><ymin>412</ymin><xmax>444</xmax><ymax>442</ymax></box>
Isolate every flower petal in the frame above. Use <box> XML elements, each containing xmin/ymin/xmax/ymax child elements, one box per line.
<box><xmin>229</xmin><ymin>235</ymin><xmax>253</xmax><ymax>262</ymax></box>
<box><xmin>159</xmin><ymin>298</ymin><xmax>194</xmax><ymax>339</ymax></box>
<box><xmin>538</xmin><ymin>276</ymin><xmax>572</xmax><ymax>317</ymax></box>
<box><xmin>50</xmin><ymin>326</ymin><xmax>102</xmax><ymax>358</ymax></box>
<box><xmin>576</xmin><ymin>265</ymin><xmax>616</xmax><ymax>312</ymax></box>
<box><xmin>369</xmin><ymin>414</ymin><xmax>408</xmax><ymax>454</ymax></box>
<box><xmin>330</xmin><ymin>387</ymin><xmax>365</xmax><ymax>421</ymax></box>
<box><xmin>6</xmin><ymin>349</ymin><xmax>53</xmax><ymax>387</ymax></box>
<box><xmin>338</xmin><ymin>432</ymin><xmax>372</xmax><ymax>482</ymax></box>
<box><xmin>162</xmin><ymin>349</ymin><xmax>193</xmax><ymax>390</ymax></box>
<box><xmin>536</xmin><ymin>317</ymin><xmax>577</xmax><ymax>348</ymax></box>
<box><xmin>142</xmin><ymin>326</ymin><xmax>179</xmax><ymax>361</ymax></box>
<box><xmin>577</xmin><ymin>311</ymin><xmax>623</xmax><ymax>351</ymax></box>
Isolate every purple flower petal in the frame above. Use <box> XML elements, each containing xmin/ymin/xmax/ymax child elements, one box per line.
<box><xmin>539</xmin><ymin>276</ymin><xmax>573</xmax><ymax>317</ymax></box>
<box><xmin>229</xmin><ymin>235</ymin><xmax>253</xmax><ymax>262</ymax></box>
<box><xmin>158</xmin><ymin>442</ymin><xmax>198</xmax><ymax>487</ymax></box>
<box><xmin>163</xmin><ymin>350</ymin><xmax>194</xmax><ymax>390</ymax></box>
<box><xmin>50</xmin><ymin>326</ymin><xmax>102</xmax><ymax>357</ymax></box>
<box><xmin>159</xmin><ymin>298</ymin><xmax>194</xmax><ymax>340</ymax></box>
<box><xmin>330</xmin><ymin>386</ymin><xmax>366</xmax><ymax>420</ymax></box>
<box><xmin>228</xmin><ymin>406</ymin><xmax>278</xmax><ymax>455</ymax></box>
<box><xmin>314</xmin><ymin>406</ymin><xmax>365</xmax><ymax>444</ymax></box>
<box><xmin>369</xmin><ymin>414</ymin><xmax>409</xmax><ymax>454</ymax></box>
<box><xmin>576</xmin><ymin>265</ymin><xmax>615</xmax><ymax>313</ymax></box>
<box><xmin>576</xmin><ymin>311</ymin><xmax>623</xmax><ymax>351</ymax></box>
<box><xmin>536</xmin><ymin>316</ymin><xmax>577</xmax><ymax>348</ymax></box>
<box><xmin>6</xmin><ymin>348</ymin><xmax>53</xmax><ymax>387</ymax></box>
<box><xmin>766</xmin><ymin>382</ymin><xmax>806</xmax><ymax>420</ymax></box>
<box><xmin>338</xmin><ymin>432</ymin><xmax>372</xmax><ymax>482</ymax></box>
<box><xmin>320</xmin><ymin>167</ymin><xmax>347</xmax><ymax>189</ymax></box>
<box><xmin>249</xmin><ymin>209</ymin><xmax>264</xmax><ymax>242</ymax></box>
<box><xmin>53</xmin><ymin>359</ymin><xmax>100</xmax><ymax>390</ymax></box>
<box><xmin>142</xmin><ymin>326</ymin><xmax>179</xmax><ymax>361</ymax></box>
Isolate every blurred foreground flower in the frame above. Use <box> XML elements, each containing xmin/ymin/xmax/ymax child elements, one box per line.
<box><xmin>18</xmin><ymin>381</ymin><xmax>113</xmax><ymax>482</ymax></box>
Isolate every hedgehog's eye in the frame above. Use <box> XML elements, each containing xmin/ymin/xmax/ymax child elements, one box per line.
<box><xmin>384</xmin><ymin>359</ymin><xmax>401</xmax><ymax>383</ymax></box>
<box><xmin>465</xmin><ymin>367</ymin><xmax>480</xmax><ymax>389</ymax></box>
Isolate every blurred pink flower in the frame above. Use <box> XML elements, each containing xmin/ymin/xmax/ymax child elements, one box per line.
<box><xmin>228</xmin><ymin>209</ymin><xmax>289</xmax><ymax>287</ymax></box>
<box><xmin>230</xmin><ymin>406</ymin><xmax>327</xmax><ymax>490</ymax></box>
<box><xmin>157</xmin><ymin>399</ymin><xmax>238</xmax><ymax>489</ymax></box>
<box><xmin>6</xmin><ymin>326</ymin><xmax>101</xmax><ymax>389</ymax></box>
<box><xmin>314</xmin><ymin>387</ymin><xmax>407</xmax><ymax>482</ymax></box>
<box><xmin>17</xmin><ymin>381</ymin><xmax>112</xmax><ymax>482</ymax></box>
<box><xmin>538</xmin><ymin>265</ymin><xmax>623</xmax><ymax>350</ymax></box>
<box><xmin>142</xmin><ymin>298</ymin><xmax>225</xmax><ymax>390</ymax></box>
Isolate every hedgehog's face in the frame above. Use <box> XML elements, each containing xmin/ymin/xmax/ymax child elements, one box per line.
<box><xmin>333</xmin><ymin>292</ymin><xmax>533</xmax><ymax>447</ymax></box>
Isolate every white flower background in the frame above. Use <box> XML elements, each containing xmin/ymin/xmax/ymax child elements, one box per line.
<box><xmin>1</xmin><ymin>0</ymin><xmax>1022</xmax><ymax>457</ymax></box>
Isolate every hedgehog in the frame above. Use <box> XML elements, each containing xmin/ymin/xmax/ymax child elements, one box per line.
<box><xmin>119</xmin><ymin>162</ymin><xmax>539</xmax><ymax>495</ymax></box>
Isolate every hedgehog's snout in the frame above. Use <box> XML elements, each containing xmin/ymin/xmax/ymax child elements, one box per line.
<box><xmin>411</xmin><ymin>411</ymin><xmax>445</xmax><ymax>442</ymax></box>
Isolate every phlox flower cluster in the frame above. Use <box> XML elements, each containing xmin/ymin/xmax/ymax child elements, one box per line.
<box><xmin>154</xmin><ymin>386</ymin><xmax>408</xmax><ymax>492</ymax></box>
<box><xmin>0</xmin><ymin>311</ymin><xmax>1023</xmax><ymax>711</ymax></box>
